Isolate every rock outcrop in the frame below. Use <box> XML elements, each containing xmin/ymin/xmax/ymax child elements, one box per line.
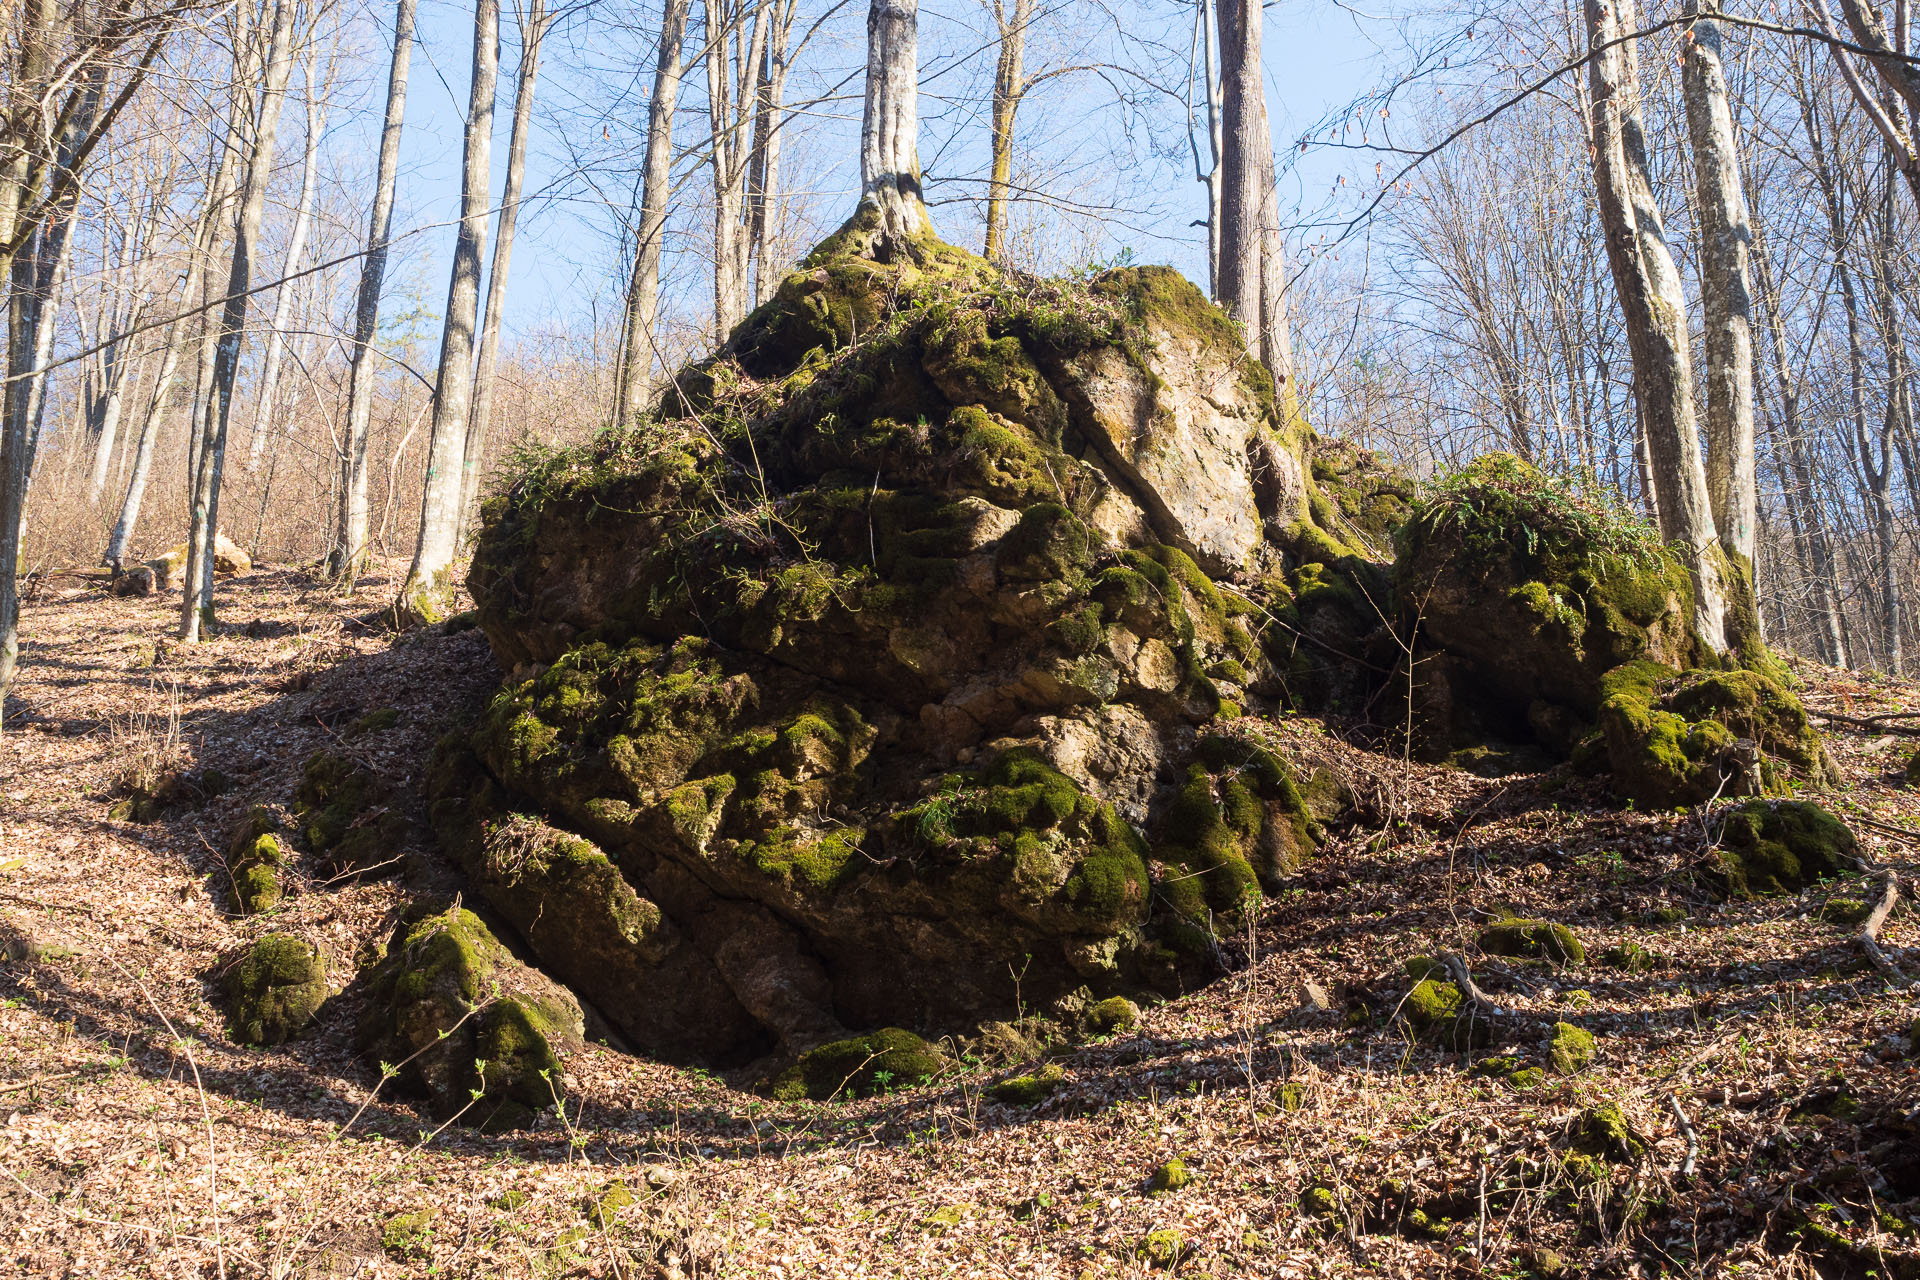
<box><xmin>439</xmin><ymin>219</ymin><xmax>1371</xmax><ymax>1069</ymax></box>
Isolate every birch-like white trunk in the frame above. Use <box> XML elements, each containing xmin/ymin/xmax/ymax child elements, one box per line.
<box><xmin>247</xmin><ymin>44</ymin><xmax>326</xmax><ymax>472</ymax></box>
<box><xmin>396</xmin><ymin>0</ymin><xmax>499</xmax><ymax>625</ymax></box>
<box><xmin>180</xmin><ymin>0</ymin><xmax>298</xmax><ymax>642</ymax></box>
<box><xmin>860</xmin><ymin>0</ymin><xmax>929</xmax><ymax>255</ymax></box>
<box><xmin>1586</xmin><ymin>0</ymin><xmax>1729</xmax><ymax>655</ymax></box>
<box><xmin>1681</xmin><ymin>0</ymin><xmax>1758</xmax><ymax>576</ymax></box>
<box><xmin>613</xmin><ymin>0</ymin><xmax>692</xmax><ymax>428</ymax></box>
<box><xmin>461</xmin><ymin>0</ymin><xmax>548</xmax><ymax>522</ymax></box>
<box><xmin>329</xmin><ymin>0</ymin><xmax>417</xmax><ymax>585</ymax></box>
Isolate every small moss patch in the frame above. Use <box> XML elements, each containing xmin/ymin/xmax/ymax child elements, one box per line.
<box><xmin>768</xmin><ymin>1028</ymin><xmax>945</xmax><ymax>1101</ymax></box>
<box><xmin>1146</xmin><ymin>1157</ymin><xmax>1191</xmax><ymax>1195</ymax></box>
<box><xmin>1478</xmin><ymin>917</ymin><xmax>1585</xmax><ymax>965</ymax></box>
<box><xmin>1547</xmin><ymin>1022</ymin><xmax>1595</xmax><ymax>1075</ymax></box>
<box><xmin>1135</xmin><ymin>1228</ymin><xmax>1184</xmax><ymax>1268</ymax></box>
<box><xmin>990</xmin><ymin>1063</ymin><xmax>1064</xmax><ymax>1106</ymax></box>
<box><xmin>1084</xmin><ymin>995</ymin><xmax>1139</xmax><ymax>1035</ymax></box>
<box><xmin>381</xmin><ymin>1208</ymin><xmax>437</xmax><ymax>1258</ymax></box>
<box><xmin>1576</xmin><ymin>1101</ymin><xmax>1646</xmax><ymax>1163</ymax></box>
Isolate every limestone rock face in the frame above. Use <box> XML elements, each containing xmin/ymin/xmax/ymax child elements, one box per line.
<box><xmin>447</xmin><ymin>228</ymin><xmax>1361</xmax><ymax>1069</ymax></box>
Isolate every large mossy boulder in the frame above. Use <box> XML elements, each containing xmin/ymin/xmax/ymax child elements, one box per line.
<box><xmin>451</xmin><ymin>218</ymin><xmax>1380</xmax><ymax>1067</ymax></box>
<box><xmin>1397</xmin><ymin>455</ymin><xmax>1834</xmax><ymax>804</ymax></box>
<box><xmin>1712</xmin><ymin>799</ymin><xmax>1859</xmax><ymax>896</ymax></box>
<box><xmin>766</xmin><ymin>1027</ymin><xmax>948</xmax><ymax>1101</ymax></box>
<box><xmin>223</xmin><ymin>934</ymin><xmax>328</xmax><ymax>1045</ymax></box>
<box><xmin>358</xmin><ymin>907</ymin><xmax>584</xmax><ymax>1130</ymax></box>
<box><xmin>295</xmin><ymin>751</ymin><xmax>408</xmax><ymax>877</ymax></box>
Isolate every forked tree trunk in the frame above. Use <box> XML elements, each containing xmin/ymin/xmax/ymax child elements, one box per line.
<box><xmin>180</xmin><ymin>0</ymin><xmax>298</xmax><ymax>642</ymax></box>
<box><xmin>247</xmin><ymin>43</ymin><xmax>326</xmax><ymax>472</ymax></box>
<box><xmin>705</xmin><ymin>0</ymin><xmax>771</xmax><ymax>337</ymax></box>
<box><xmin>613</xmin><ymin>0</ymin><xmax>692</xmax><ymax>428</ymax></box>
<box><xmin>461</xmin><ymin>0</ymin><xmax>549</xmax><ymax>523</ymax></box>
<box><xmin>748</xmin><ymin>0</ymin><xmax>796</xmax><ymax>301</ymax></box>
<box><xmin>1586</xmin><ymin>0</ymin><xmax>1729</xmax><ymax>655</ymax></box>
<box><xmin>984</xmin><ymin>0</ymin><xmax>1033</xmax><ymax>263</ymax></box>
<box><xmin>860</xmin><ymin>0</ymin><xmax>929</xmax><ymax>255</ymax></box>
<box><xmin>1681</xmin><ymin>0</ymin><xmax>1757</xmax><ymax>579</ymax></box>
<box><xmin>328</xmin><ymin>0</ymin><xmax>416</xmax><ymax>585</ymax></box>
<box><xmin>397</xmin><ymin>0</ymin><xmax>499</xmax><ymax>625</ymax></box>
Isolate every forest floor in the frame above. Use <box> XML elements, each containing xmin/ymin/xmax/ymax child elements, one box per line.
<box><xmin>0</xmin><ymin>564</ymin><xmax>1916</xmax><ymax>1280</ymax></box>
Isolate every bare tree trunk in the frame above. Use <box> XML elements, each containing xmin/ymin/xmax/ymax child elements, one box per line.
<box><xmin>1194</xmin><ymin>0</ymin><xmax>1223</xmax><ymax>295</ymax></box>
<box><xmin>859</xmin><ymin>0</ymin><xmax>930</xmax><ymax>255</ymax></box>
<box><xmin>1681</xmin><ymin>0</ymin><xmax>1758</xmax><ymax>582</ymax></box>
<box><xmin>181</xmin><ymin>0</ymin><xmax>298</xmax><ymax>642</ymax></box>
<box><xmin>613</xmin><ymin>0</ymin><xmax>692</xmax><ymax>428</ymax></box>
<box><xmin>328</xmin><ymin>0</ymin><xmax>416</xmax><ymax>585</ymax></box>
<box><xmin>461</xmin><ymin>0</ymin><xmax>548</xmax><ymax>524</ymax></box>
<box><xmin>1215</xmin><ymin>0</ymin><xmax>1263</xmax><ymax>341</ymax></box>
<box><xmin>983</xmin><ymin>0</ymin><xmax>1033</xmax><ymax>263</ymax></box>
<box><xmin>397</xmin><ymin>0</ymin><xmax>499</xmax><ymax>626</ymax></box>
<box><xmin>1586</xmin><ymin>0</ymin><xmax>1729</xmax><ymax>655</ymax></box>
<box><xmin>247</xmin><ymin>42</ymin><xmax>327</xmax><ymax>472</ymax></box>
<box><xmin>748</xmin><ymin>0</ymin><xmax>796</xmax><ymax>301</ymax></box>
<box><xmin>706</xmin><ymin>0</ymin><xmax>771</xmax><ymax>337</ymax></box>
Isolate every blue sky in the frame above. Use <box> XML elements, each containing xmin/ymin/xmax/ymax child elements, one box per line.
<box><xmin>385</xmin><ymin>0</ymin><xmax>1398</xmax><ymax>341</ymax></box>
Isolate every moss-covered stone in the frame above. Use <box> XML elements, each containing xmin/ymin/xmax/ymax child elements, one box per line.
<box><xmin>1146</xmin><ymin>1157</ymin><xmax>1191</xmax><ymax>1195</ymax></box>
<box><xmin>1478</xmin><ymin>917</ymin><xmax>1585</xmax><ymax>966</ymax></box>
<box><xmin>224</xmin><ymin>806</ymin><xmax>286</xmax><ymax>915</ymax></box>
<box><xmin>222</xmin><ymin>934</ymin><xmax>327</xmax><ymax>1045</ymax></box>
<box><xmin>989</xmin><ymin>1062</ymin><xmax>1065</xmax><ymax>1105</ymax></box>
<box><xmin>294</xmin><ymin>751</ymin><xmax>405</xmax><ymax>876</ymax></box>
<box><xmin>1300</xmin><ymin>1185</ymin><xmax>1338</xmax><ymax>1216</ymax></box>
<box><xmin>767</xmin><ymin>1028</ymin><xmax>946</xmax><ymax>1101</ymax></box>
<box><xmin>1575</xmin><ymin>1101</ymin><xmax>1646</xmax><ymax>1163</ymax></box>
<box><xmin>358</xmin><ymin>907</ymin><xmax>582</xmax><ymax>1129</ymax></box>
<box><xmin>1547</xmin><ymin>1022</ymin><xmax>1595</xmax><ymax>1075</ymax></box>
<box><xmin>1599</xmin><ymin>941</ymin><xmax>1658</xmax><ymax>973</ymax></box>
<box><xmin>1817</xmin><ymin>896</ymin><xmax>1870</xmax><ymax>927</ymax></box>
<box><xmin>1712</xmin><ymin>800</ymin><xmax>1858</xmax><ymax>896</ymax></box>
<box><xmin>1906</xmin><ymin>749</ymin><xmax>1920</xmax><ymax>787</ymax></box>
<box><xmin>1084</xmin><ymin>995</ymin><xmax>1140</xmax><ymax>1035</ymax></box>
<box><xmin>348</xmin><ymin>707</ymin><xmax>401</xmax><ymax>738</ymax></box>
<box><xmin>381</xmin><ymin>1208</ymin><xmax>437</xmax><ymax>1258</ymax></box>
<box><xmin>1404</xmin><ymin>978</ymin><xmax>1492</xmax><ymax>1049</ymax></box>
<box><xmin>1508</xmin><ymin>1066</ymin><xmax>1547</xmax><ymax>1090</ymax></box>
<box><xmin>1135</xmin><ymin>1229</ymin><xmax>1184</xmax><ymax>1268</ymax></box>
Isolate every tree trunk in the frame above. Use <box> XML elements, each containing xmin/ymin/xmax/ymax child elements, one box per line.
<box><xmin>983</xmin><ymin>0</ymin><xmax>1033</xmax><ymax>262</ymax></box>
<box><xmin>705</xmin><ymin>0</ymin><xmax>770</xmax><ymax>338</ymax></box>
<box><xmin>1681</xmin><ymin>0</ymin><xmax>1758</xmax><ymax>581</ymax></box>
<box><xmin>860</xmin><ymin>0</ymin><xmax>929</xmax><ymax>255</ymax></box>
<box><xmin>328</xmin><ymin>0</ymin><xmax>417</xmax><ymax>585</ymax></box>
<box><xmin>613</xmin><ymin>0</ymin><xmax>692</xmax><ymax>428</ymax></box>
<box><xmin>1586</xmin><ymin>0</ymin><xmax>1729</xmax><ymax>655</ymax></box>
<box><xmin>748</xmin><ymin>0</ymin><xmax>796</xmax><ymax>300</ymax></box>
<box><xmin>1215</xmin><ymin>0</ymin><xmax>1263</xmax><ymax>343</ymax></box>
<box><xmin>180</xmin><ymin>0</ymin><xmax>298</xmax><ymax>642</ymax></box>
<box><xmin>1192</xmin><ymin>0</ymin><xmax>1223</xmax><ymax>295</ymax></box>
<box><xmin>247</xmin><ymin>43</ymin><xmax>327</xmax><ymax>473</ymax></box>
<box><xmin>461</xmin><ymin>0</ymin><xmax>549</xmax><ymax>524</ymax></box>
<box><xmin>396</xmin><ymin>0</ymin><xmax>499</xmax><ymax>626</ymax></box>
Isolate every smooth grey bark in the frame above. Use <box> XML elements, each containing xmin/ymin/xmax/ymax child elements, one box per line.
<box><xmin>705</xmin><ymin>0</ymin><xmax>771</xmax><ymax>337</ymax></box>
<box><xmin>460</xmin><ymin>0</ymin><xmax>549</xmax><ymax>523</ymax></box>
<box><xmin>1681</xmin><ymin>0</ymin><xmax>1758</xmax><ymax>574</ymax></box>
<box><xmin>397</xmin><ymin>0</ymin><xmax>499</xmax><ymax>625</ymax></box>
<box><xmin>246</xmin><ymin>43</ymin><xmax>326</xmax><ymax>472</ymax></box>
<box><xmin>613</xmin><ymin>0</ymin><xmax>692</xmax><ymax>428</ymax></box>
<box><xmin>181</xmin><ymin>0</ymin><xmax>298</xmax><ymax>642</ymax></box>
<box><xmin>860</xmin><ymin>0</ymin><xmax>929</xmax><ymax>254</ymax></box>
<box><xmin>1214</xmin><ymin>0</ymin><xmax>1294</xmax><ymax>402</ymax></box>
<box><xmin>1187</xmin><ymin>0</ymin><xmax>1224</xmax><ymax>293</ymax></box>
<box><xmin>1586</xmin><ymin>0</ymin><xmax>1729</xmax><ymax>654</ymax></box>
<box><xmin>748</xmin><ymin>0</ymin><xmax>796</xmax><ymax>298</ymax></box>
<box><xmin>328</xmin><ymin>0</ymin><xmax>416</xmax><ymax>584</ymax></box>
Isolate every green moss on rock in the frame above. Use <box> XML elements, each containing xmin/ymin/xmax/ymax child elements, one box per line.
<box><xmin>1146</xmin><ymin>1157</ymin><xmax>1191</xmax><ymax>1195</ymax></box>
<box><xmin>1576</xmin><ymin>1101</ymin><xmax>1646</xmax><ymax>1163</ymax></box>
<box><xmin>294</xmin><ymin>751</ymin><xmax>404</xmax><ymax>876</ymax></box>
<box><xmin>1084</xmin><ymin>995</ymin><xmax>1140</xmax><ymax>1035</ymax></box>
<box><xmin>359</xmin><ymin>907</ymin><xmax>582</xmax><ymax>1129</ymax></box>
<box><xmin>989</xmin><ymin>1062</ymin><xmax>1065</xmax><ymax>1105</ymax></box>
<box><xmin>1547</xmin><ymin>1022</ymin><xmax>1596</xmax><ymax>1075</ymax></box>
<box><xmin>1135</xmin><ymin>1228</ymin><xmax>1184</xmax><ymax>1268</ymax></box>
<box><xmin>1404</xmin><ymin>978</ymin><xmax>1492</xmax><ymax>1049</ymax></box>
<box><xmin>1713</xmin><ymin>800</ymin><xmax>1858</xmax><ymax>896</ymax></box>
<box><xmin>1599</xmin><ymin>941</ymin><xmax>1658</xmax><ymax>973</ymax></box>
<box><xmin>768</xmin><ymin>1028</ymin><xmax>946</xmax><ymax>1101</ymax></box>
<box><xmin>223</xmin><ymin>934</ymin><xmax>327</xmax><ymax>1045</ymax></box>
<box><xmin>1478</xmin><ymin>917</ymin><xmax>1585</xmax><ymax>966</ymax></box>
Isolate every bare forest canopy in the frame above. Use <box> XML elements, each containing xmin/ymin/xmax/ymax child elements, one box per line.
<box><xmin>1</xmin><ymin>0</ymin><xmax>1918</xmax><ymax>674</ymax></box>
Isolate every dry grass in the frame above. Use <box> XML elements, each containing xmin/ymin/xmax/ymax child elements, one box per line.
<box><xmin>0</xmin><ymin>567</ymin><xmax>1914</xmax><ymax>1278</ymax></box>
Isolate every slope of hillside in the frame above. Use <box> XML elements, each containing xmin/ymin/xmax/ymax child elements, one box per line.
<box><xmin>0</xmin><ymin>565</ymin><xmax>1915</xmax><ymax>1278</ymax></box>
